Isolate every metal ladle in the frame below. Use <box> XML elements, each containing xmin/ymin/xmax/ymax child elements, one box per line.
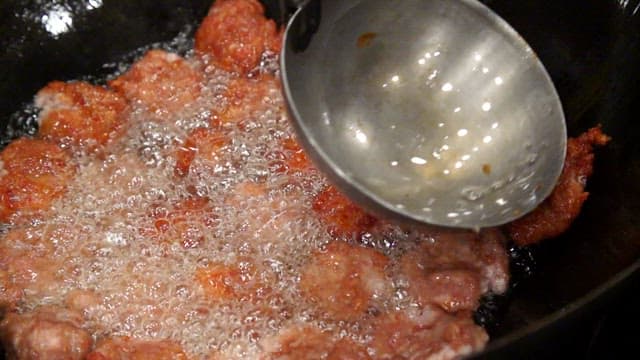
<box><xmin>280</xmin><ymin>0</ymin><xmax>567</xmax><ymax>229</ymax></box>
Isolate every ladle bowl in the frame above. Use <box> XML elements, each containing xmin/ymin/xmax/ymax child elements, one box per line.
<box><xmin>281</xmin><ymin>0</ymin><xmax>567</xmax><ymax>229</ymax></box>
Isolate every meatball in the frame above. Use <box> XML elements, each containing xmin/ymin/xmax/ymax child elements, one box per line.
<box><xmin>299</xmin><ymin>241</ymin><xmax>390</xmax><ymax>321</ymax></box>
<box><xmin>327</xmin><ymin>339</ymin><xmax>372</xmax><ymax>360</ymax></box>
<box><xmin>35</xmin><ymin>81</ymin><xmax>128</xmax><ymax>150</ymax></box>
<box><xmin>265</xmin><ymin>137</ymin><xmax>318</xmax><ymax>192</ymax></box>
<box><xmin>144</xmin><ymin>196</ymin><xmax>218</xmax><ymax>249</ymax></box>
<box><xmin>195</xmin><ymin>257</ymin><xmax>273</xmax><ymax>303</ymax></box>
<box><xmin>0</xmin><ymin>138</ymin><xmax>74</xmax><ymax>222</ymax></box>
<box><xmin>262</xmin><ymin>326</ymin><xmax>333</xmax><ymax>360</ymax></box>
<box><xmin>174</xmin><ymin>128</ymin><xmax>230</xmax><ymax>177</ymax></box>
<box><xmin>86</xmin><ymin>336</ymin><xmax>187</xmax><ymax>360</ymax></box>
<box><xmin>402</xmin><ymin>265</ymin><xmax>481</xmax><ymax>313</ymax></box>
<box><xmin>279</xmin><ymin>138</ymin><xmax>314</xmax><ymax>175</ymax></box>
<box><xmin>196</xmin><ymin>264</ymin><xmax>249</xmax><ymax>302</ymax></box>
<box><xmin>213</xmin><ymin>74</ymin><xmax>281</xmax><ymax>129</ymax></box>
<box><xmin>399</xmin><ymin>229</ymin><xmax>509</xmax><ymax>312</ymax></box>
<box><xmin>64</xmin><ymin>289</ymin><xmax>102</xmax><ymax>316</ymax></box>
<box><xmin>0</xmin><ymin>307</ymin><xmax>92</xmax><ymax>360</ymax></box>
<box><xmin>109</xmin><ymin>49</ymin><xmax>203</xmax><ymax>117</ymax></box>
<box><xmin>195</xmin><ymin>0</ymin><xmax>282</xmax><ymax>75</ymax></box>
<box><xmin>0</xmin><ymin>249</ymin><xmax>60</xmax><ymax>311</ymax></box>
<box><xmin>367</xmin><ymin>306</ymin><xmax>488</xmax><ymax>360</ymax></box>
<box><xmin>0</xmin><ymin>272</ymin><xmax>21</xmax><ymax>311</ymax></box>
<box><xmin>195</xmin><ymin>262</ymin><xmax>244</xmax><ymax>300</ymax></box>
<box><xmin>224</xmin><ymin>181</ymin><xmax>270</xmax><ymax>207</ymax></box>
<box><xmin>505</xmin><ymin>126</ymin><xmax>611</xmax><ymax>246</ymax></box>
<box><xmin>262</xmin><ymin>326</ymin><xmax>372</xmax><ymax>360</ymax></box>
<box><xmin>312</xmin><ymin>186</ymin><xmax>378</xmax><ymax>238</ymax></box>
<box><xmin>221</xmin><ymin>180</ymin><xmax>309</xmax><ymax>251</ymax></box>
<box><xmin>0</xmin><ymin>226</ymin><xmax>77</xmax><ymax>310</ymax></box>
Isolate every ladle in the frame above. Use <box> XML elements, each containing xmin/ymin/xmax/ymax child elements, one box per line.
<box><xmin>280</xmin><ymin>0</ymin><xmax>567</xmax><ymax>229</ymax></box>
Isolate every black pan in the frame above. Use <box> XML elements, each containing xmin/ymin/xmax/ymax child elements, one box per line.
<box><xmin>1</xmin><ymin>0</ymin><xmax>639</xmax><ymax>358</ymax></box>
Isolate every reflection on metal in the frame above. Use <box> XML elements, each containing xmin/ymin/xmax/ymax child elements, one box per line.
<box><xmin>282</xmin><ymin>0</ymin><xmax>567</xmax><ymax>228</ymax></box>
<box><xmin>618</xmin><ymin>0</ymin><xmax>640</xmax><ymax>15</ymax></box>
<box><xmin>86</xmin><ymin>0</ymin><xmax>104</xmax><ymax>11</ymax></box>
<box><xmin>42</xmin><ymin>6</ymin><xmax>73</xmax><ymax>36</ymax></box>
<box><xmin>40</xmin><ymin>1</ymin><xmax>104</xmax><ymax>37</ymax></box>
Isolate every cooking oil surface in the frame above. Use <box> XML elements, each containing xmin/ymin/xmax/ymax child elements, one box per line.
<box><xmin>3</xmin><ymin>29</ymin><xmax>509</xmax><ymax>359</ymax></box>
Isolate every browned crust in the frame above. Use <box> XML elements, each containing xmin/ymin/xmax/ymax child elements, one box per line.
<box><xmin>505</xmin><ymin>126</ymin><xmax>611</xmax><ymax>246</ymax></box>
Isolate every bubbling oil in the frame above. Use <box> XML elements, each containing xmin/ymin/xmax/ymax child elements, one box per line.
<box><xmin>4</xmin><ymin>32</ymin><xmax>509</xmax><ymax>359</ymax></box>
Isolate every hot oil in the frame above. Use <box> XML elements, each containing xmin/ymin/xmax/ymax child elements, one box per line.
<box><xmin>4</xmin><ymin>33</ymin><xmax>509</xmax><ymax>359</ymax></box>
<box><xmin>5</xmin><ymin>40</ymin><xmax>332</xmax><ymax>356</ymax></box>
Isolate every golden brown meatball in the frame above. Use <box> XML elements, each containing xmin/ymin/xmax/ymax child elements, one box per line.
<box><xmin>299</xmin><ymin>241</ymin><xmax>390</xmax><ymax>321</ymax></box>
<box><xmin>0</xmin><ymin>138</ymin><xmax>74</xmax><ymax>222</ymax></box>
<box><xmin>109</xmin><ymin>49</ymin><xmax>203</xmax><ymax>117</ymax></box>
<box><xmin>0</xmin><ymin>226</ymin><xmax>75</xmax><ymax>311</ymax></box>
<box><xmin>279</xmin><ymin>137</ymin><xmax>314</xmax><ymax>175</ymax></box>
<box><xmin>195</xmin><ymin>262</ymin><xmax>245</xmax><ymax>301</ymax></box>
<box><xmin>146</xmin><ymin>196</ymin><xmax>218</xmax><ymax>249</ymax></box>
<box><xmin>64</xmin><ymin>289</ymin><xmax>102</xmax><ymax>316</ymax></box>
<box><xmin>195</xmin><ymin>0</ymin><xmax>282</xmax><ymax>75</ymax></box>
<box><xmin>174</xmin><ymin>128</ymin><xmax>230</xmax><ymax>177</ymax></box>
<box><xmin>263</xmin><ymin>325</ymin><xmax>372</xmax><ymax>360</ymax></box>
<box><xmin>505</xmin><ymin>126</ymin><xmax>610</xmax><ymax>246</ymax></box>
<box><xmin>0</xmin><ymin>307</ymin><xmax>92</xmax><ymax>360</ymax></box>
<box><xmin>367</xmin><ymin>306</ymin><xmax>488</xmax><ymax>360</ymax></box>
<box><xmin>211</xmin><ymin>74</ymin><xmax>281</xmax><ymax>130</ymax></box>
<box><xmin>86</xmin><ymin>336</ymin><xmax>188</xmax><ymax>360</ymax></box>
<box><xmin>326</xmin><ymin>338</ymin><xmax>372</xmax><ymax>360</ymax></box>
<box><xmin>0</xmin><ymin>249</ymin><xmax>60</xmax><ymax>311</ymax></box>
<box><xmin>261</xmin><ymin>326</ymin><xmax>334</xmax><ymax>360</ymax></box>
<box><xmin>399</xmin><ymin>229</ymin><xmax>509</xmax><ymax>312</ymax></box>
<box><xmin>311</xmin><ymin>186</ymin><xmax>378</xmax><ymax>238</ymax></box>
<box><xmin>35</xmin><ymin>81</ymin><xmax>128</xmax><ymax>150</ymax></box>
<box><xmin>195</xmin><ymin>257</ymin><xmax>274</xmax><ymax>303</ymax></box>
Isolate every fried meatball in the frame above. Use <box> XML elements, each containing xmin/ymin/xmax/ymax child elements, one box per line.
<box><xmin>299</xmin><ymin>241</ymin><xmax>390</xmax><ymax>321</ymax></box>
<box><xmin>144</xmin><ymin>196</ymin><xmax>218</xmax><ymax>249</ymax></box>
<box><xmin>109</xmin><ymin>49</ymin><xmax>203</xmax><ymax>117</ymax></box>
<box><xmin>312</xmin><ymin>186</ymin><xmax>378</xmax><ymax>238</ymax></box>
<box><xmin>0</xmin><ymin>226</ymin><xmax>77</xmax><ymax>310</ymax></box>
<box><xmin>196</xmin><ymin>262</ymin><xmax>244</xmax><ymax>301</ymax></box>
<box><xmin>174</xmin><ymin>128</ymin><xmax>230</xmax><ymax>177</ymax></box>
<box><xmin>224</xmin><ymin>181</ymin><xmax>269</xmax><ymax>207</ymax></box>
<box><xmin>367</xmin><ymin>306</ymin><xmax>488</xmax><ymax>360</ymax></box>
<box><xmin>399</xmin><ymin>229</ymin><xmax>509</xmax><ymax>312</ymax></box>
<box><xmin>505</xmin><ymin>126</ymin><xmax>611</xmax><ymax>246</ymax></box>
<box><xmin>64</xmin><ymin>289</ymin><xmax>102</xmax><ymax>315</ymax></box>
<box><xmin>195</xmin><ymin>257</ymin><xmax>274</xmax><ymax>303</ymax></box>
<box><xmin>212</xmin><ymin>74</ymin><xmax>281</xmax><ymax>129</ymax></box>
<box><xmin>35</xmin><ymin>81</ymin><xmax>128</xmax><ymax>150</ymax></box>
<box><xmin>263</xmin><ymin>325</ymin><xmax>372</xmax><ymax>360</ymax></box>
<box><xmin>262</xmin><ymin>326</ymin><xmax>332</xmax><ymax>360</ymax></box>
<box><xmin>327</xmin><ymin>338</ymin><xmax>372</xmax><ymax>360</ymax></box>
<box><xmin>195</xmin><ymin>0</ymin><xmax>282</xmax><ymax>75</ymax></box>
<box><xmin>221</xmin><ymin>180</ymin><xmax>309</xmax><ymax>252</ymax></box>
<box><xmin>86</xmin><ymin>336</ymin><xmax>187</xmax><ymax>360</ymax></box>
<box><xmin>0</xmin><ymin>249</ymin><xmax>60</xmax><ymax>311</ymax></box>
<box><xmin>0</xmin><ymin>307</ymin><xmax>92</xmax><ymax>360</ymax></box>
<box><xmin>0</xmin><ymin>138</ymin><xmax>74</xmax><ymax>222</ymax></box>
<box><xmin>280</xmin><ymin>138</ymin><xmax>314</xmax><ymax>175</ymax></box>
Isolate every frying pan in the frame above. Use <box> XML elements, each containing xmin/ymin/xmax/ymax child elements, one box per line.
<box><xmin>0</xmin><ymin>0</ymin><xmax>639</xmax><ymax>358</ymax></box>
